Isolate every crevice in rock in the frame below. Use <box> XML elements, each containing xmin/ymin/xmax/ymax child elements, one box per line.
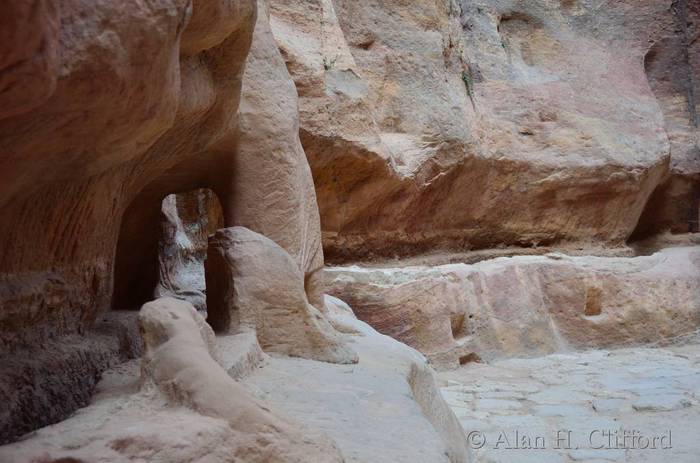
<box><xmin>629</xmin><ymin>10</ymin><xmax>700</xmax><ymax>241</ymax></box>
<box><xmin>671</xmin><ymin>0</ymin><xmax>698</xmax><ymax>128</ymax></box>
<box><xmin>112</xmin><ymin>188</ymin><xmax>223</xmax><ymax>313</ymax></box>
<box><xmin>458</xmin><ymin>352</ymin><xmax>482</xmax><ymax>365</ymax></box>
<box><xmin>629</xmin><ymin>175</ymin><xmax>700</xmax><ymax>242</ymax></box>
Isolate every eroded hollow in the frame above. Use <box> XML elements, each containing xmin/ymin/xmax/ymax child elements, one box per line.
<box><xmin>112</xmin><ymin>188</ymin><xmax>223</xmax><ymax>312</ymax></box>
<box><xmin>450</xmin><ymin>313</ymin><xmax>468</xmax><ymax>341</ymax></box>
<box><xmin>630</xmin><ymin>29</ymin><xmax>700</xmax><ymax>242</ymax></box>
<box><xmin>458</xmin><ymin>353</ymin><xmax>482</xmax><ymax>365</ymax></box>
<box><xmin>584</xmin><ymin>287</ymin><xmax>603</xmax><ymax>317</ymax></box>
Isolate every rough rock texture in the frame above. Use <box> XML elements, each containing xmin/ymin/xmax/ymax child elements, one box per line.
<box><xmin>206</xmin><ymin>226</ymin><xmax>357</xmax><ymax>364</ymax></box>
<box><xmin>269</xmin><ymin>0</ymin><xmax>698</xmax><ymax>262</ymax></box>
<box><xmin>229</xmin><ymin>0</ymin><xmax>327</xmax><ymax>309</ymax></box>
<box><xmin>0</xmin><ymin>0</ymin><xmax>340</xmax><ymax>441</ymax></box>
<box><xmin>0</xmin><ymin>0</ymin><xmax>256</xmax><ymax>440</ymax></box>
<box><xmin>155</xmin><ymin>189</ymin><xmax>224</xmax><ymax>311</ymax></box>
<box><xmin>326</xmin><ymin>246</ymin><xmax>700</xmax><ymax>369</ymax></box>
<box><xmin>0</xmin><ymin>297</ymin><xmax>467</xmax><ymax>463</ymax></box>
<box><xmin>0</xmin><ymin>298</ymin><xmax>346</xmax><ymax>462</ymax></box>
<box><xmin>149</xmin><ymin>0</ymin><xmax>329</xmax><ymax>313</ymax></box>
<box><xmin>0</xmin><ymin>311</ymin><xmax>142</xmax><ymax>444</ymax></box>
<box><xmin>0</xmin><ymin>0</ymin><xmax>256</xmax><ymax>351</ymax></box>
<box><xmin>0</xmin><ymin>0</ymin><xmax>60</xmax><ymax>119</ymax></box>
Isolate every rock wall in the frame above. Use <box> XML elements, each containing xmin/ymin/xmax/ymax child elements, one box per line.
<box><xmin>269</xmin><ymin>0</ymin><xmax>699</xmax><ymax>262</ymax></box>
<box><xmin>326</xmin><ymin>246</ymin><xmax>700</xmax><ymax>369</ymax></box>
<box><xmin>0</xmin><ymin>0</ymin><xmax>256</xmax><ymax>437</ymax></box>
<box><xmin>0</xmin><ymin>0</ymin><xmax>257</xmax><ymax>351</ymax></box>
<box><xmin>0</xmin><ymin>0</ymin><xmax>333</xmax><ymax>351</ymax></box>
<box><xmin>0</xmin><ymin>0</ymin><xmax>338</xmax><ymax>441</ymax></box>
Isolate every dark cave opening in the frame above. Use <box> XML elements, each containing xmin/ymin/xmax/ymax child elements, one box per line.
<box><xmin>111</xmin><ymin>188</ymin><xmax>224</xmax><ymax>312</ymax></box>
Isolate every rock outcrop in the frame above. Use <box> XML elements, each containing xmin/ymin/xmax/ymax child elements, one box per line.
<box><xmin>0</xmin><ymin>0</ymin><xmax>339</xmax><ymax>440</ymax></box>
<box><xmin>2</xmin><ymin>0</ymin><xmax>699</xmax><ymax>460</ymax></box>
<box><xmin>139</xmin><ymin>298</ymin><xmax>345</xmax><ymax>463</ymax></box>
<box><xmin>0</xmin><ymin>298</ymin><xmax>347</xmax><ymax>462</ymax></box>
<box><xmin>268</xmin><ymin>0</ymin><xmax>698</xmax><ymax>262</ymax></box>
<box><xmin>0</xmin><ymin>0</ymin><xmax>257</xmax><ymax>437</ymax></box>
<box><xmin>0</xmin><ymin>0</ymin><xmax>256</xmax><ymax>351</ymax></box>
<box><xmin>326</xmin><ymin>246</ymin><xmax>700</xmax><ymax>369</ymax></box>
<box><xmin>0</xmin><ymin>296</ymin><xmax>468</xmax><ymax>463</ymax></box>
<box><xmin>229</xmin><ymin>0</ymin><xmax>327</xmax><ymax>309</ymax></box>
<box><xmin>206</xmin><ymin>227</ymin><xmax>357</xmax><ymax>364</ymax></box>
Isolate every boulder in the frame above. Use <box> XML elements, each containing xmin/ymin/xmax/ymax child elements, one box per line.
<box><xmin>206</xmin><ymin>227</ymin><xmax>357</xmax><ymax>364</ymax></box>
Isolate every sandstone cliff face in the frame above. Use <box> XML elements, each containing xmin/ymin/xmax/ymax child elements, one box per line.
<box><xmin>1</xmin><ymin>0</ymin><xmax>699</xmax><ymax>459</ymax></box>
<box><xmin>0</xmin><ymin>0</ymin><xmax>330</xmax><ymax>349</ymax></box>
<box><xmin>269</xmin><ymin>0</ymin><xmax>699</xmax><ymax>262</ymax></box>
<box><xmin>0</xmin><ymin>0</ymin><xmax>255</xmax><ymax>351</ymax></box>
<box><xmin>0</xmin><ymin>0</ymin><xmax>345</xmax><ymax>441</ymax></box>
<box><xmin>0</xmin><ymin>0</ymin><xmax>256</xmax><ymax>438</ymax></box>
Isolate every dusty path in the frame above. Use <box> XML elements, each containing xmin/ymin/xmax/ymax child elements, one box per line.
<box><xmin>440</xmin><ymin>343</ymin><xmax>700</xmax><ymax>462</ymax></box>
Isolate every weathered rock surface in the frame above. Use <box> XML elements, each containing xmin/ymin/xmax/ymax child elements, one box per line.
<box><xmin>633</xmin><ymin>0</ymin><xmax>700</xmax><ymax>239</ymax></box>
<box><xmin>246</xmin><ymin>295</ymin><xmax>469</xmax><ymax>463</ymax></box>
<box><xmin>0</xmin><ymin>0</ymin><xmax>257</xmax><ymax>439</ymax></box>
<box><xmin>0</xmin><ymin>0</ymin><xmax>256</xmax><ymax>350</ymax></box>
<box><xmin>326</xmin><ymin>246</ymin><xmax>700</xmax><ymax>369</ymax></box>
<box><xmin>0</xmin><ymin>0</ymin><xmax>338</xmax><ymax>441</ymax></box>
<box><xmin>139</xmin><ymin>298</ymin><xmax>345</xmax><ymax>463</ymax></box>
<box><xmin>228</xmin><ymin>0</ymin><xmax>327</xmax><ymax>309</ymax></box>
<box><xmin>441</xmin><ymin>342</ymin><xmax>700</xmax><ymax>462</ymax></box>
<box><xmin>269</xmin><ymin>0</ymin><xmax>698</xmax><ymax>262</ymax></box>
<box><xmin>156</xmin><ymin>189</ymin><xmax>224</xmax><ymax>311</ymax></box>
<box><xmin>0</xmin><ymin>298</ymin><xmax>346</xmax><ymax>462</ymax></box>
<box><xmin>0</xmin><ymin>311</ymin><xmax>142</xmax><ymax>444</ymax></box>
<box><xmin>0</xmin><ymin>297</ymin><xmax>468</xmax><ymax>463</ymax></box>
<box><xmin>206</xmin><ymin>226</ymin><xmax>357</xmax><ymax>364</ymax></box>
